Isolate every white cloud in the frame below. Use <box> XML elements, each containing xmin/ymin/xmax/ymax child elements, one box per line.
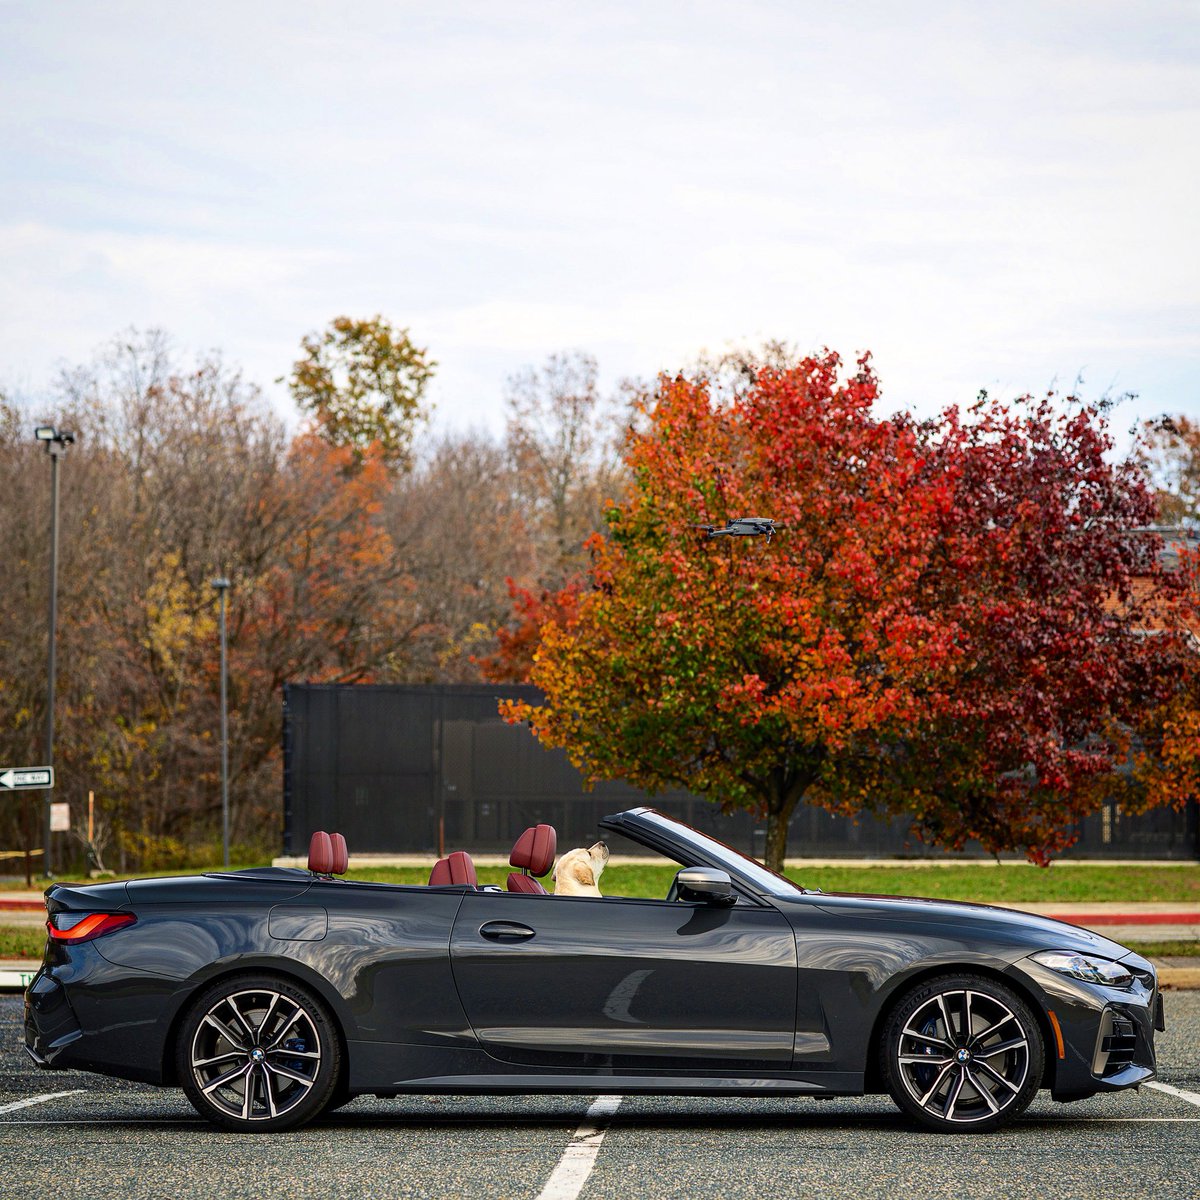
<box><xmin>0</xmin><ymin>0</ymin><xmax>1196</xmax><ymax>436</ymax></box>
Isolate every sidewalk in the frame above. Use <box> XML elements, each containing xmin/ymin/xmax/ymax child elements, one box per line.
<box><xmin>2</xmin><ymin>890</ymin><xmax>1197</xmax><ymax>990</ymax></box>
<box><xmin>8</xmin><ymin>893</ymin><xmax>1198</xmax><ymax>928</ymax></box>
<box><xmin>270</xmin><ymin>854</ymin><xmax>1200</xmax><ymax>870</ymax></box>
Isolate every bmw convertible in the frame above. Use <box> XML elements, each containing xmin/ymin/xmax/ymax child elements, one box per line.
<box><xmin>24</xmin><ymin>807</ymin><xmax>1163</xmax><ymax>1134</ymax></box>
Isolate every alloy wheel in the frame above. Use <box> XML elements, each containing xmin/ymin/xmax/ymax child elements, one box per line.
<box><xmin>188</xmin><ymin>986</ymin><xmax>324</xmax><ymax>1125</ymax></box>
<box><xmin>883</xmin><ymin>975</ymin><xmax>1043</xmax><ymax>1132</ymax></box>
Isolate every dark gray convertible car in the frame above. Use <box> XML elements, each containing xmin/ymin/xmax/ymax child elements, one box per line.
<box><xmin>25</xmin><ymin>807</ymin><xmax>1162</xmax><ymax>1134</ymax></box>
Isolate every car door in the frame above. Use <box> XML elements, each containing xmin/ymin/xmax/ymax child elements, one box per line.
<box><xmin>448</xmin><ymin>890</ymin><xmax>798</xmax><ymax>1070</ymax></box>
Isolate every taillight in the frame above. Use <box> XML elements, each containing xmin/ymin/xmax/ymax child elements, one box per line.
<box><xmin>47</xmin><ymin>911</ymin><xmax>137</xmax><ymax>943</ymax></box>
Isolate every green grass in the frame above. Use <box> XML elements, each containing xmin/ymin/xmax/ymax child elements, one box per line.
<box><xmin>788</xmin><ymin>864</ymin><xmax>1200</xmax><ymax>905</ymax></box>
<box><xmin>347</xmin><ymin>863</ymin><xmax>1200</xmax><ymax>905</ymax></box>
<box><xmin>1121</xmin><ymin>940</ymin><xmax>1200</xmax><ymax>959</ymax></box>
<box><xmin>0</xmin><ymin>862</ymin><xmax>268</xmax><ymax>891</ymax></box>
<box><xmin>7</xmin><ymin>861</ymin><xmax>1198</xmax><ymax>903</ymax></box>
<box><xmin>0</xmin><ymin>925</ymin><xmax>44</xmax><ymax>959</ymax></box>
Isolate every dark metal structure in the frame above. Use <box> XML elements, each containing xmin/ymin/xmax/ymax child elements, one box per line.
<box><xmin>282</xmin><ymin>684</ymin><xmax>1199</xmax><ymax>859</ymax></box>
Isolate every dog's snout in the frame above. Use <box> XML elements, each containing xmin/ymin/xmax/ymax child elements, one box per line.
<box><xmin>591</xmin><ymin>840</ymin><xmax>610</xmax><ymax>861</ymax></box>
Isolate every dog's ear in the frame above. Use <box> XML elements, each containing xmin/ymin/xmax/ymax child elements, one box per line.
<box><xmin>577</xmin><ymin>864</ymin><xmax>595</xmax><ymax>887</ymax></box>
<box><xmin>551</xmin><ymin>857</ymin><xmax>559</xmax><ymax>881</ymax></box>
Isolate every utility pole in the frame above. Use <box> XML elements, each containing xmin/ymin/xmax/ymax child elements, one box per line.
<box><xmin>35</xmin><ymin>425</ymin><xmax>74</xmax><ymax>877</ymax></box>
<box><xmin>211</xmin><ymin>577</ymin><xmax>231</xmax><ymax>867</ymax></box>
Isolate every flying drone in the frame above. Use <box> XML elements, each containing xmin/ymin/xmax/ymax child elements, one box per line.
<box><xmin>691</xmin><ymin>517</ymin><xmax>779</xmax><ymax>542</ymax></box>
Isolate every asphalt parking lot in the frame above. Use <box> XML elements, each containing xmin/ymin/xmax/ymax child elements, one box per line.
<box><xmin>2</xmin><ymin>993</ymin><xmax>1198</xmax><ymax>1200</ymax></box>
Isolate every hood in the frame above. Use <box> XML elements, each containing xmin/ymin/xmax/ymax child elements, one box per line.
<box><xmin>806</xmin><ymin>890</ymin><xmax>1132</xmax><ymax>958</ymax></box>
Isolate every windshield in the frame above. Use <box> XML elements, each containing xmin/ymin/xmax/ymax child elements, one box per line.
<box><xmin>635</xmin><ymin>810</ymin><xmax>805</xmax><ymax>898</ymax></box>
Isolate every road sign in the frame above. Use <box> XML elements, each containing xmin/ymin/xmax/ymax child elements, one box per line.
<box><xmin>0</xmin><ymin>766</ymin><xmax>54</xmax><ymax>791</ymax></box>
<box><xmin>50</xmin><ymin>802</ymin><xmax>71</xmax><ymax>831</ymax></box>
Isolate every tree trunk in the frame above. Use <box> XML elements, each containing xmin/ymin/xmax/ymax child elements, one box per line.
<box><xmin>760</xmin><ymin>768</ymin><xmax>814</xmax><ymax>873</ymax></box>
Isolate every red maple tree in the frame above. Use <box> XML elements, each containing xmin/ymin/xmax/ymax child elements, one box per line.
<box><xmin>832</xmin><ymin>395</ymin><xmax>1185</xmax><ymax>863</ymax></box>
<box><xmin>501</xmin><ymin>355</ymin><xmax>1187</xmax><ymax>868</ymax></box>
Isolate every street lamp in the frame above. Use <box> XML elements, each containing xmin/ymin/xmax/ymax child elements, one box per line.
<box><xmin>211</xmin><ymin>577</ymin><xmax>231</xmax><ymax>868</ymax></box>
<box><xmin>35</xmin><ymin>425</ymin><xmax>75</xmax><ymax>877</ymax></box>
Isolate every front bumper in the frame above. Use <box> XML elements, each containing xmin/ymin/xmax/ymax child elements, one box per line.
<box><xmin>1009</xmin><ymin>955</ymin><xmax>1159</xmax><ymax>1102</ymax></box>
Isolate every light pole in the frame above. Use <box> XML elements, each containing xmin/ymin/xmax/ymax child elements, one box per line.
<box><xmin>34</xmin><ymin>425</ymin><xmax>75</xmax><ymax>877</ymax></box>
<box><xmin>211</xmin><ymin>577</ymin><xmax>231</xmax><ymax>868</ymax></box>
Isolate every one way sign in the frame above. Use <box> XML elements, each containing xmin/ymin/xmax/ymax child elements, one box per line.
<box><xmin>0</xmin><ymin>766</ymin><xmax>54</xmax><ymax>790</ymax></box>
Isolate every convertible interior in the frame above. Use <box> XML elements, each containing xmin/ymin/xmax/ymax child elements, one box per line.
<box><xmin>306</xmin><ymin>823</ymin><xmax>558</xmax><ymax>892</ymax></box>
<box><xmin>305</xmin><ymin>822</ymin><xmax>729</xmax><ymax>904</ymax></box>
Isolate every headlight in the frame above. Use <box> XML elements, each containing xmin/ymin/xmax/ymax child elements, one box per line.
<box><xmin>1032</xmin><ymin>950</ymin><xmax>1133</xmax><ymax>987</ymax></box>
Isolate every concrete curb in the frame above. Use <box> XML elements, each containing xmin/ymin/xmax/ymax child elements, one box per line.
<box><xmin>0</xmin><ymin>963</ymin><xmax>38</xmax><ymax>991</ymax></box>
<box><xmin>3</xmin><ymin>961</ymin><xmax>1198</xmax><ymax>991</ymax></box>
<box><xmin>2</xmin><ymin>957</ymin><xmax>1197</xmax><ymax>992</ymax></box>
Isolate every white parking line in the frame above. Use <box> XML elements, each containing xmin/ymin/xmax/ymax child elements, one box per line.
<box><xmin>0</xmin><ymin>1090</ymin><xmax>84</xmax><ymax>1116</ymax></box>
<box><xmin>1145</xmin><ymin>1080</ymin><xmax>1200</xmax><ymax>1108</ymax></box>
<box><xmin>535</xmin><ymin>1094</ymin><xmax>623</xmax><ymax>1200</ymax></box>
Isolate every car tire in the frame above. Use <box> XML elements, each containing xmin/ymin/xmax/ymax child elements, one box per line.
<box><xmin>176</xmin><ymin>973</ymin><xmax>341</xmax><ymax>1132</ymax></box>
<box><xmin>880</xmin><ymin>973</ymin><xmax>1044</xmax><ymax>1133</ymax></box>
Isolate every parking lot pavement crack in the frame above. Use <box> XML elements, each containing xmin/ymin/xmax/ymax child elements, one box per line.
<box><xmin>535</xmin><ymin>1095</ymin><xmax>623</xmax><ymax>1200</ymax></box>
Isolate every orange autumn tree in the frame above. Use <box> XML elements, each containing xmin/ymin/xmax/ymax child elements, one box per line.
<box><xmin>1128</xmin><ymin>417</ymin><xmax>1200</xmax><ymax>813</ymax></box>
<box><xmin>503</xmin><ymin>354</ymin><xmax>966</xmax><ymax>868</ymax></box>
<box><xmin>476</xmin><ymin>577</ymin><xmax>584</xmax><ymax>684</ymax></box>
<box><xmin>187</xmin><ymin>433</ymin><xmax>421</xmax><ymax>852</ymax></box>
<box><xmin>1128</xmin><ymin>541</ymin><xmax>1200</xmax><ymax>814</ymax></box>
<box><xmin>502</xmin><ymin>355</ymin><xmax>1184</xmax><ymax>870</ymax></box>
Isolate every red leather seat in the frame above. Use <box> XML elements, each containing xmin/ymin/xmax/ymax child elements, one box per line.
<box><xmin>308</xmin><ymin>831</ymin><xmax>335</xmax><ymax>875</ymax></box>
<box><xmin>429</xmin><ymin>850</ymin><xmax>478</xmax><ymax>887</ymax></box>
<box><xmin>506</xmin><ymin>824</ymin><xmax>556</xmax><ymax>894</ymax></box>
<box><xmin>329</xmin><ymin>832</ymin><xmax>348</xmax><ymax>876</ymax></box>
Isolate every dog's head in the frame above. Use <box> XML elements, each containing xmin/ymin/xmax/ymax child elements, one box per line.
<box><xmin>552</xmin><ymin>841</ymin><xmax>610</xmax><ymax>896</ymax></box>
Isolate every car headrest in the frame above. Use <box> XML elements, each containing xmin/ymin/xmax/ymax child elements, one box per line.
<box><xmin>429</xmin><ymin>851</ymin><xmax>478</xmax><ymax>887</ymax></box>
<box><xmin>308</xmin><ymin>831</ymin><xmax>334</xmax><ymax>875</ymax></box>
<box><xmin>329</xmin><ymin>832</ymin><xmax>348</xmax><ymax>876</ymax></box>
<box><xmin>509</xmin><ymin>824</ymin><xmax>556</xmax><ymax>877</ymax></box>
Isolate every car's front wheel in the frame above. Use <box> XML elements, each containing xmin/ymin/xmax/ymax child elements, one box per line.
<box><xmin>176</xmin><ymin>973</ymin><xmax>341</xmax><ymax>1132</ymax></box>
<box><xmin>880</xmin><ymin>973</ymin><xmax>1044</xmax><ymax>1133</ymax></box>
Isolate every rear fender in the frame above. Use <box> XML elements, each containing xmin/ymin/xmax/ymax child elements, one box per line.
<box><xmin>160</xmin><ymin>954</ymin><xmax>358</xmax><ymax>1086</ymax></box>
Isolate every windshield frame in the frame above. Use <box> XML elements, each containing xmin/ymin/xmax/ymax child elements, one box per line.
<box><xmin>601</xmin><ymin>808</ymin><xmax>806</xmax><ymax>899</ymax></box>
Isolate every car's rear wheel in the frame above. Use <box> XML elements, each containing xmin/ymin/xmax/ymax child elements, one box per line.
<box><xmin>176</xmin><ymin>974</ymin><xmax>341</xmax><ymax>1132</ymax></box>
<box><xmin>880</xmin><ymin>974</ymin><xmax>1044</xmax><ymax>1133</ymax></box>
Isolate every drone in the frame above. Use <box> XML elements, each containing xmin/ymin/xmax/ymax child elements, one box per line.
<box><xmin>691</xmin><ymin>517</ymin><xmax>779</xmax><ymax>542</ymax></box>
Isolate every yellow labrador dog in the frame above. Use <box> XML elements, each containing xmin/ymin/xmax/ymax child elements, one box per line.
<box><xmin>552</xmin><ymin>841</ymin><xmax>610</xmax><ymax>897</ymax></box>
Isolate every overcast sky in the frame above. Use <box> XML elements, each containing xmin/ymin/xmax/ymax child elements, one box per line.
<box><xmin>1</xmin><ymin>0</ymin><xmax>1197</xmax><ymax>438</ymax></box>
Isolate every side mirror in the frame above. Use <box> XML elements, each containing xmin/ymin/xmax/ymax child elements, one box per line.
<box><xmin>675</xmin><ymin>867</ymin><xmax>736</xmax><ymax>906</ymax></box>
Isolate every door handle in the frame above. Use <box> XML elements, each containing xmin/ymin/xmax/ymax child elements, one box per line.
<box><xmin>478</xmin><ymin>921</ymin><xmax>536</xmax><ymax>942</ymax></box>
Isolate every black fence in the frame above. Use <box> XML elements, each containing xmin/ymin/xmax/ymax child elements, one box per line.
<box><xmin>282</xmin><ymin>684</ymin><xmax>1200</xmax><ymax>860</ymax></box>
